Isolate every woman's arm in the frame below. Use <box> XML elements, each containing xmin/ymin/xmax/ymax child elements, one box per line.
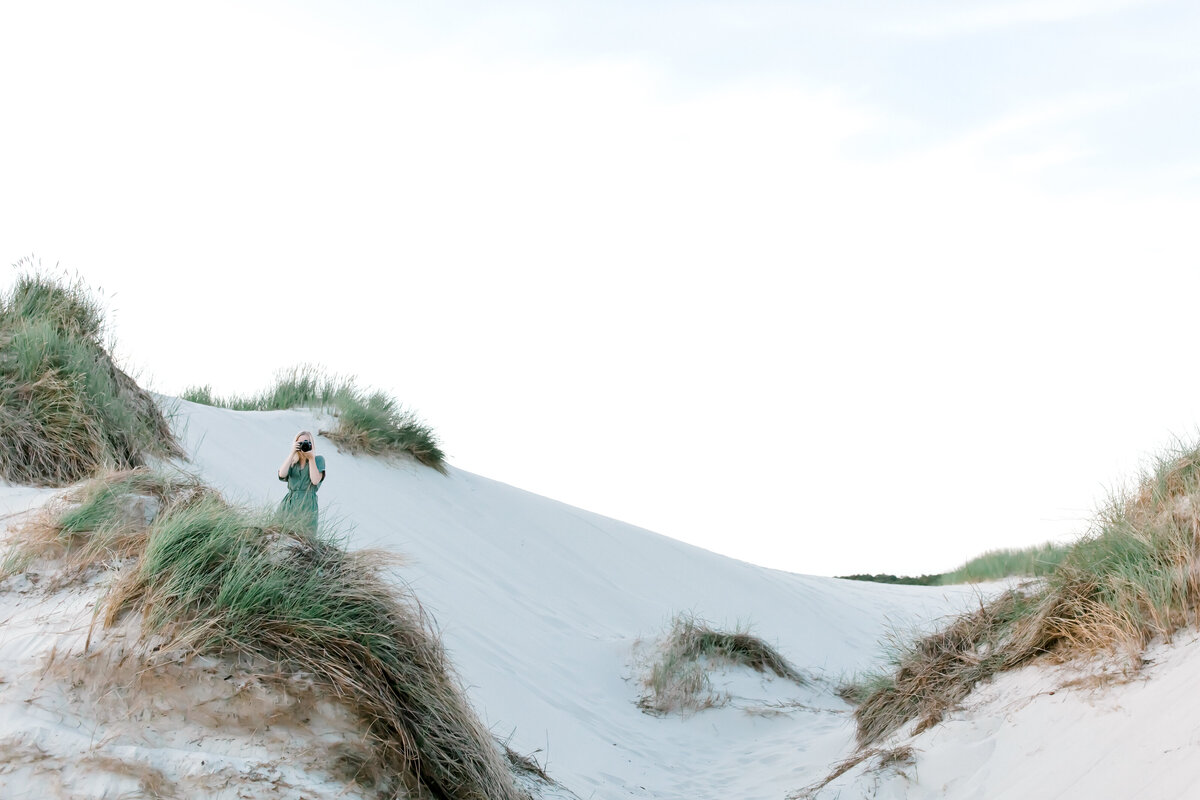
<box><xmin>305</xmin><ymin>451</ymin><xmax>324</xmax><ymax>486</ymax></box>
<box><xmin>279</xmin><ymin>446</ymin><xmax>298</xmax><ymax>480</ymax></box>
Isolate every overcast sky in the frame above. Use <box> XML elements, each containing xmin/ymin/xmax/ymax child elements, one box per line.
<box><xmin>3</xmin><ymin>0</ymin><xmax>1200</xmax><ymax>577</ymax></box>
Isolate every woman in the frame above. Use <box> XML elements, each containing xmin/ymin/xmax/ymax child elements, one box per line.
<box><xmin>278</xmin><ymin>430</ymin><xmax>326</xmax><ymax>530</ymax></box>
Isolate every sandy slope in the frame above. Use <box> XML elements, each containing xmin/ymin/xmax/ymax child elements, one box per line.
<box><xmin>1</xmin><ymin>400</ymin><xmax>999</xmax><ymax>798</ymax></box>
<box><xmin>167</xmin><ymin>400</ymin><xmax>998</xmax><ymax>798</ymax></box>
<box><xmin>810</xmin><ymin>632</ymin><xmax>1200</xmax><ymax>800</ymax></box>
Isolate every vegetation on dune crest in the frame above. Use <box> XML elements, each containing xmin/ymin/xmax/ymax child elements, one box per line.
<box><xmin>938</xmin><ymin>542</ymin><xmax>1070</xmax><ymax>584</ymax></box>
<box><xmin>638</xmin><ymin>612</ymin><xmax>804</xmax><ymax>716</ymax></box>
<box><xmin>6</xmin><ymin>468</ymin><xmax>528</xmax><ymax>800</ymax></box>
<box><xmin>846</xmin><ymin>438</ymin><xmax>1200</xmax><ymax>747</ymax></box>
<box><xmin>0</xmin><ymin>259</ymin><xmax>181</xmax><ymax>486</ymax></box>
<box><xmin>837</xmin><ymin>573</ymin><xmax>944</xmax><ymax>586</ymax></box>
<box><xmin>838</xmin><ymin>542</ymin><xmax>1070</xmax><ymax>587</ymax></box>
<box><xmin>182</xmin><ymin>365</ymin><xmax>350</xmax><ymax>413</ymax></box>
<box><xmin>183</xmin><ymin>365</ymin><xmax>446</xmax><ymax>473</ymax></box>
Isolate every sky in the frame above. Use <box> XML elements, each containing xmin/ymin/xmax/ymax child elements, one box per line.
<box><xmin>3</xmin><ymin>0</ymin><xmax>1200</xmax><ymax>577</ymax></box>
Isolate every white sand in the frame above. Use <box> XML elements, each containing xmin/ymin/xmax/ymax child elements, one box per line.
<box><xmin>4</xmin><ymin>399</ymin><xmax>1176</xmax><ymax>799</ymax></box>
<box><xmin>812</xmin><ymin>632</ymin><xmax>1200</xmax><ymax>799</ymax></box>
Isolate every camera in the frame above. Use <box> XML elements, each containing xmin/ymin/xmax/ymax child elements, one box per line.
<box><xmin>299</xmin><ymin>441</ymin><xmax>312</xmax><ymax>452</ymax></box>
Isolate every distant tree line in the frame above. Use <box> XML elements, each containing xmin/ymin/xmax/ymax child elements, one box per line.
<box><xmin>836</xmin><ymin>573</ymin><xmax>945</xmax><ymax>586</ymax></box>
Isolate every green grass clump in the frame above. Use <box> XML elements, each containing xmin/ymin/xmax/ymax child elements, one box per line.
<box><xmin>78</xmin><ymin>480</ymin><xmax>523</xmax><ymax>800</ymax></box>
<box><xmin>183</xmin><ymin>365</ymin><xmax>445</xmax><ymax>473</ymax></box>
<box><xmin>0</xmin><ymin>260</ymin><xmax>181</xmax><ymax>486</ymax></box>
<box><xmin>938</xmin><ymin>542</ymin><xmax>1070</xmax><ymax>585</ymax></box>
<box><xmin>638</xmin><ymin>612</ymin><xmax>803</xmax><ymax>715</ymax></box>
<box><xmin>324</xmin><ymin>390</ymin><xmax>445</xmax><ymax>468</ymax></box>
<box><xmin>850</xmin><ymin>437</ymin><xmax>1200</xmax><ymax>746</ymax></box>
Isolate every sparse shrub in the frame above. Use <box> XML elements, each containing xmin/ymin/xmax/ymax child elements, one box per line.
<box><xmin>183</xmin><ymin>365</ymin><xmax>445</xmax><ymax>472</ymax></box>
<box><xmin>0</xmin><ymin>259</ymin><xmax>181</xmax><ymax>486</ymax></box>
<box><xmin>638</xmin><ymin>612</ymin><xmax>804</xmax><ymax>716</ymax></box>
<box><xmin>26</xmin><ymin>470</ymin><xmax>524</xmax><ymax>800</ymax></box>
<box><xmin>850</xmin><ymin>437</ymin><xmax>1200</xmax><ymax>746</ymax></box>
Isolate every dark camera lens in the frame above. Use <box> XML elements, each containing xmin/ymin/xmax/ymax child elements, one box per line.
<box><xmin>299</xmin><ymin>441</ymin><xmax>312</xmax><ymax>452</ymax></box>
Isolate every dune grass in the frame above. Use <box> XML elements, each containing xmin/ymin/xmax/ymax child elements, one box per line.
<box><xmin>0</xmin><ymin>260</ymin><xmax>182</xmax><ymax>486</ymax></box>
<box><xmin>183</xmin><ymin>365</ymin><xmax>446</xmax><ymax>473</ymax></box>
<box><xmin>9</xmin><ymin>468</ymin><xmax>526</xmax><ymax>800</ymax></box>
<box><xmin>849</xmin><ymin>438</ymin><xmax>1200</xmax><ymax>746</ymax></box>
<box><xmin>182</xmin><ymin>364</ymin><xmax>351</xmax><ymax>412</ymax></box>
<box><xmin>938</xmin><ymin>542</ymin><xmax>1070</xmax><ymax>584</ymax></box>
<box><xmin>638</xmin><ymin>612</ymin><xmax>804</xmax><ymax>715</ymax></box>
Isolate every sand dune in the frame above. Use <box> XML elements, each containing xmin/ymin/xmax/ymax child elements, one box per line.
<box><xmin>1</xmin><ymin>398</ymin><xmax>1136</xmax><ymax>799</ymax></box>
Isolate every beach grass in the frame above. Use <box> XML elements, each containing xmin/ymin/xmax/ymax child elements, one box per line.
<box><xmin>849</xmin><ymin>437</ymin><xmax>1200</xmax><ymax>746</ymax></box>
<box><xmin>638</xmin><ymin>612</ymin><xmax>804</xmax><ymax>715</ymax></box>
<box><xmin>182</xmin><ymin>364</ymin><xmax>352</xmax><ymax>412</ymax></box>
<box><xmin>183</xmin><ymin>365</ymin><xmax>446</xmax><ymax>472</ymax></box>
<box><xmin>938</xmin><ymin>542</ymin><xmax>1070</xmax><ymax>584</ymax></box>
<box><xmin>0</xmin><ymin>259</ymin><xmax>181</xmax><ymax>487</ymax></box>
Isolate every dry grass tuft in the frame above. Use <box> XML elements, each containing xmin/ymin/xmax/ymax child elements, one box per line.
<box><xmin>851</xmin><ymin>589</ymin><xmax>1039</xmax><ymax>745</ymax></box>
<box><xmin>637</xmin><ymin>612</ymin><xmax>804</xmax><ymax>716</ymax></box>
<box><xmin>503</xmin><ymin>745</ymin><xmax>552</xmax><ymax>784</ymax></box>
<box><xmin>849</xmin><ymin>437</ymin><xmax>1200</xmax><ymax>747</ymax></box>
<box><xmin>789</xmin><ymin>745</ymin><xmax>917</xmax><ymax>799</ymax></box>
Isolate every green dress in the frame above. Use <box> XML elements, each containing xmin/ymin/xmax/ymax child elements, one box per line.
<box><xmin>279</xmin><ymin>455</ymin><xmax>325</xmax><ymax>530</ymax></box>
